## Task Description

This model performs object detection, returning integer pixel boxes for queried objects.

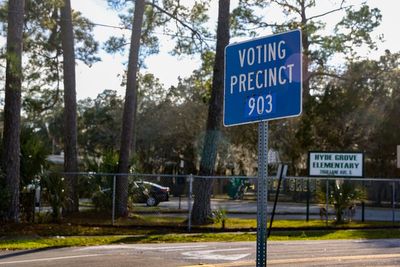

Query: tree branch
[307,1,351,21]
[271,0,302,17]
[145,1,209,48]
[309,71,348,81]
[244,22,284,31]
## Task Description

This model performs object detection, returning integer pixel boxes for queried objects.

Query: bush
[92,189,112,212]
[0,175,10,222]
[318,180,365,223]
[41,174,65,222]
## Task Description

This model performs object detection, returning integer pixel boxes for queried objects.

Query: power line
[1,8,216,43]
[89,22,128,30]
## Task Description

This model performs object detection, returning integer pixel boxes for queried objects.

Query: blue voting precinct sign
[224,29,302,126]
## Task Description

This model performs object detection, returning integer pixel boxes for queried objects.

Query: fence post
[392,181,396,225]
[325,179,329,226]
[306,179,310,222]
[112,175,116,226]
[361,201,365,222]
[187,174,193,232]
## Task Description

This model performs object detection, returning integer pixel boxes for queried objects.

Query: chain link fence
[25,171,400,230]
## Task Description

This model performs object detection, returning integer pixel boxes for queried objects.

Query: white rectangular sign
[308,151,364,177]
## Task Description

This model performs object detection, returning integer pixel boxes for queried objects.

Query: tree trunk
[191,0,230,225]
[60,0,79,213]
[2,0,25,223]
[117,0,145,217]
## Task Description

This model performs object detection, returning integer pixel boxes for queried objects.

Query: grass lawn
[2,211,400,250]
[3,229,400,250]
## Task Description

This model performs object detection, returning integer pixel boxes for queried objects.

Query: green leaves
[0,0,100,115]
[20,126,50,186]
[105,0,211,60]
[335,5,382,56]
[103,36,128,54]
[230,0,268,37]
[78,90,123,157]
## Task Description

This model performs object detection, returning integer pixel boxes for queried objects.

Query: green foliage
[86,150,120,211]
[0,125,49,222]
[0,0,99,114]
[41,173,66,222]
[19,191,35,223]
[92,189,112,212]
[318,180,365,224]
[99,151,120,174]
[105,1,159,60]
[230,0,268,37]
[165,1,211,55]
[17,125,50,222]
[309,52,400,177]
[363,52,400,177]
[78,90,123,158]
[212,208,227,229]
[271,51,400,176]
[0,171,10,222]
[137,73,167,111]
[5,228,400,250]
[187,50,215,102]
[105,0,211,61]
[75,70,207,175]
[136,81,207,173]
[334,5,382,54]
[103,36,127,55]
[20,126,50,186]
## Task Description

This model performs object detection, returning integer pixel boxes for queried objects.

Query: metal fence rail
[29,172,400,231]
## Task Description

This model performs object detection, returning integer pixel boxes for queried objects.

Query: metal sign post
[223,29,302,267]
[257,121,268,266]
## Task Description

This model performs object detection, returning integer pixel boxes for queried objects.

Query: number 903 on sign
[245,93,275,118]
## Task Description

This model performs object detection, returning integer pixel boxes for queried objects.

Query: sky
[71,0,400,100]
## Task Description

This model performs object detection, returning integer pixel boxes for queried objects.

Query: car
[131,181,170,206]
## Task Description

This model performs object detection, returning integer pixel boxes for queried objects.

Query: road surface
[2,239,400,266]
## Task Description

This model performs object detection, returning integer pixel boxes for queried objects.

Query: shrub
[318,180,365,223]
[92,189,112,212]
[41,174,65,222]
[0,174,10,222]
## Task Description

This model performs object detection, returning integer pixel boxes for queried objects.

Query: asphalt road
[2,239,400,266]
